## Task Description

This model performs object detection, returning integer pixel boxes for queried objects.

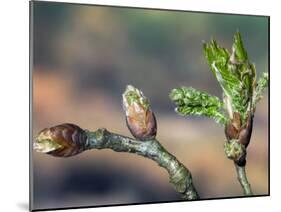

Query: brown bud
[34,123,87,157]
[224,112,254,166]
[238,113,253,147]
[232,112,241,130]
[122,85,157,141]
[225,112,243,140]
[126,109,157,141]
[225,122,239,140]
[225,112,241,140]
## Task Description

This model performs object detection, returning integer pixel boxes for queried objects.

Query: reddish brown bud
[224,112,241,140]
[122,85,157,141]
[225,123,239,140]
[238,113,253,147]
[126,109,157,141]
[224,112,254,166]
[232,112,241,130]
[34,123,87,157]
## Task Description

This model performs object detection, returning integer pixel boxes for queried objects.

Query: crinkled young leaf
[233,32,248,62]
[229,32,258,121]
[203,40,241,98]
[170,87,227,124]
[231,32,256,98]
[203,32,258,124]
[253,72,269,107]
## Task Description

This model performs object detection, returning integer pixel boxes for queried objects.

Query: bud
[224,112,253,166]
[238,113,253,148]
[224,139,246,166]
[34,123,87,157]
[122,85,157,141]
[224,112,241,140]
[225,112,253,147]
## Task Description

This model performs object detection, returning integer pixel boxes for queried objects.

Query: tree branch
[234,163,253,196]
[85,128,199,200]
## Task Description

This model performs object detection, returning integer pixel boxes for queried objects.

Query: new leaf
[203,32,257,123]
[170,87,227,125]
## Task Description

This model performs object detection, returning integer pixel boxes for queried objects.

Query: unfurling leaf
[253,72,269,107]
[203,32,259,124]
[170,87,227,124]
[233,31,248,62]
[203,39,237,98]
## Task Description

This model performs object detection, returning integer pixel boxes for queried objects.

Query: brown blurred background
[31,1,269,210]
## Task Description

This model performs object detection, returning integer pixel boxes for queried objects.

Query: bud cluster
[224,112,253,166]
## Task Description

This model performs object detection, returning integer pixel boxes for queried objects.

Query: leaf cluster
[170,32,268,125]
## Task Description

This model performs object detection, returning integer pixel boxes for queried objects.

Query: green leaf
[170,87,227,125]
[203,40,241,98]
[233,32,248,62]
[231,32,256,99]
[203,32,258,124]
[253,72,269,107]
[172,33,266,126]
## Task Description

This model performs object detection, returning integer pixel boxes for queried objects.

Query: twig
[35,84,200,200]
[234,163,253,196]
[85,128,199,200]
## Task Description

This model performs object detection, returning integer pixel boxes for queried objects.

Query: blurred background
[31,1,269,210]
